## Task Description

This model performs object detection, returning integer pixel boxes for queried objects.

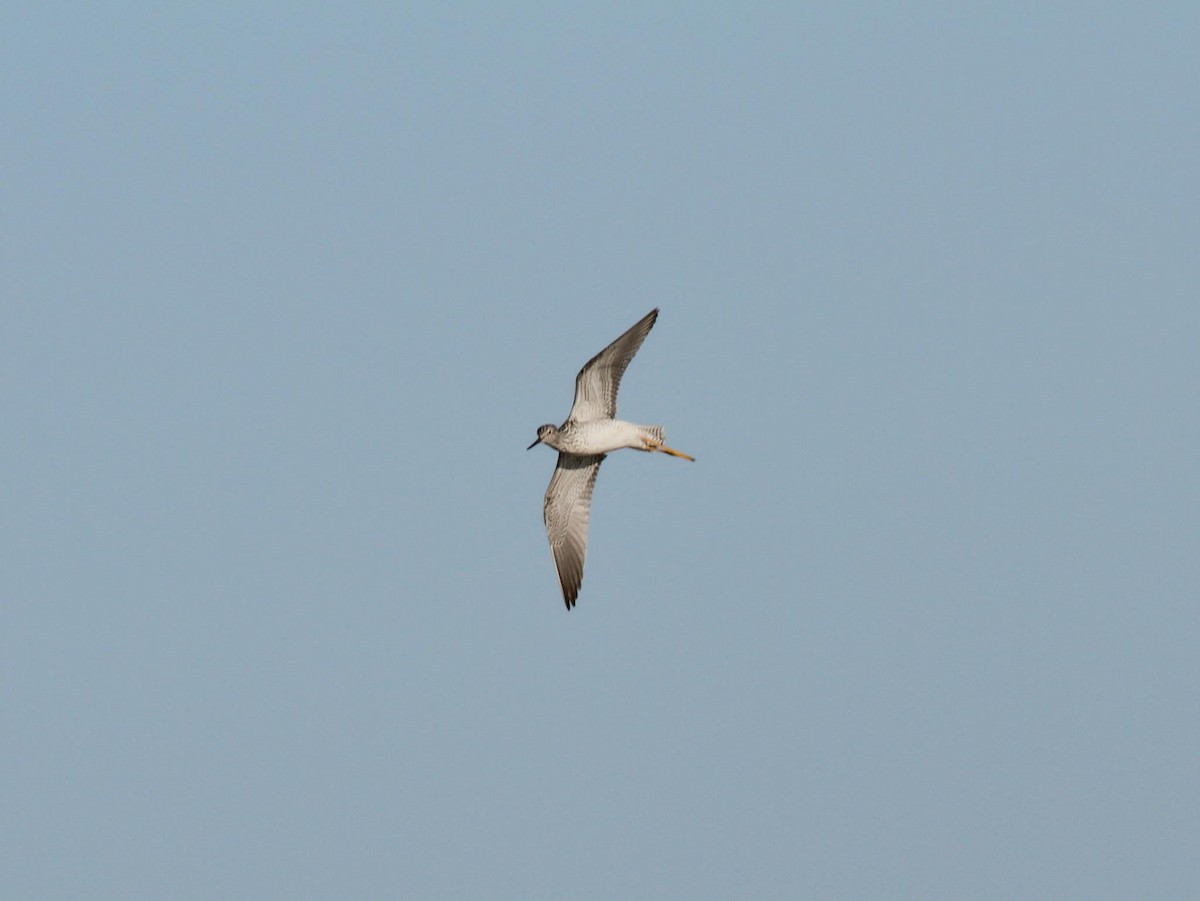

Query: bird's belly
[558,420,646,454]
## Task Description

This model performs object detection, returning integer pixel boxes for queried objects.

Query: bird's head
[527,424,557,450]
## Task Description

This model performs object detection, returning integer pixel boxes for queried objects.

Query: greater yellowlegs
[528,308,693,609]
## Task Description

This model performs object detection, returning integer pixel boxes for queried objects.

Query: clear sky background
[4,5,1198,899]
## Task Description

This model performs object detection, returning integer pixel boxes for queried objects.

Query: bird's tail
[639,425,665,445]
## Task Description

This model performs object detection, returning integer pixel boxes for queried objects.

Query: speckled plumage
[528,309,694,609]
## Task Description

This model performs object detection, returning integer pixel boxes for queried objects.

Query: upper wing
[566,308,658,422]
[543,452,606,609]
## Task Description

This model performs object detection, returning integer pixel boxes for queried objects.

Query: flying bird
[528,308,693,609]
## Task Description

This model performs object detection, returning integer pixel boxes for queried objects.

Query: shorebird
[528,308,693,609]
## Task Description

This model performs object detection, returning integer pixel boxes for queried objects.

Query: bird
[528,308,693,609]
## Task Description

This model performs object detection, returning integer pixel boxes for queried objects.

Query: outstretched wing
[543,452,606,609]
[566,309,658,422]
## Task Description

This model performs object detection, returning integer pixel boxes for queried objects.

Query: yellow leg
[657,444,695,462]
[640,434,695,461]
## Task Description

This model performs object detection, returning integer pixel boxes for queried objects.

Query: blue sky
[4,5,1198,899]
